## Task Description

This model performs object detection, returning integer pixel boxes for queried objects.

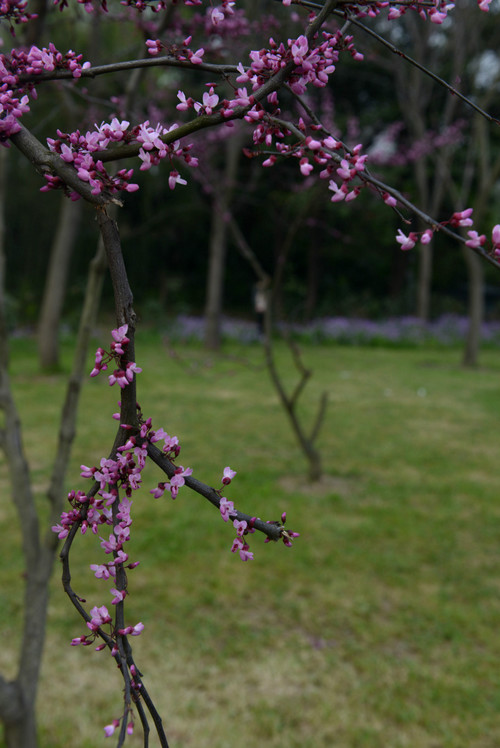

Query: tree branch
[19,56,241,84]
[145,441,287,542]
[9,123,118,205]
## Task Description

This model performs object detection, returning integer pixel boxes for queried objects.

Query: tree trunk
[462,247,484,367]
[204,133,242,350]
[204,199,229,350]
[416,241,433,321]
[37,197,82,370]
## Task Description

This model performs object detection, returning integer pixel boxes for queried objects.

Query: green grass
[2,336,500,747]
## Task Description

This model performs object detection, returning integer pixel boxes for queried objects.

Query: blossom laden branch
[18,55,242,85]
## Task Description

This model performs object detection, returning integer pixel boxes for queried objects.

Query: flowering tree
[1,1,500,746]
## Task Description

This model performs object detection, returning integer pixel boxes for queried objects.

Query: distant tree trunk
[37,197,82,370]
[462,238,484,367]
[416,241,433,321]
[204,197,229,350]
[22,0,49,46]
[390,12,467,322]
[204,134,242,350]
[457,110,500,367]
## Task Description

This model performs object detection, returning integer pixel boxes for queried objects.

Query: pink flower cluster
[394,208,500,259]
[45,120,139,197]
[44,117,197,197]
[216,468,299,560]
[54,480,145,648]
[135,120,198,186]
[224,31,367,189]
[236,29,361,99]
[216,468,254,560]
[0,0,37,27]
[259,121,368,203]
[177,85,219,117]
[150,465,193,500]
[0,44,90,141]
[341,0,491,23]
[465,223,500,255]
[146,34,205,65]
[52,323,299,741]
[89,324,142,388]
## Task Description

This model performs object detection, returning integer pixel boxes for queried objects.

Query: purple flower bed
[167,314,500,347]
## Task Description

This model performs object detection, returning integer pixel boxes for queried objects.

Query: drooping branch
[9,123,116,205]
[264,111,500,270]
[145,442,287,542]
[58,211,170,748]
[95,207,138,432]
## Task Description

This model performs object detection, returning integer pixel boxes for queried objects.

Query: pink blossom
[169,465,193,498]
[328,180,347,202]
[163,435,180,456]
[219,496,235,522]
[188,48,205,65]
[110,588,126,604]
[51,523,69,539]
[211,6,224,24]
[451,208,474,227]
[104,721,119,738]
[201,87,219,114]
[125,361,142,381]
[429,7,447,23]
[146,39,162,56]
[396,229,417,251]
[118,622,144,636]
[233,519,247,536]
[222,466,236,485]
[108,369,129,388]
[465,231,486,249]
[111,324,129,343]
[168,171,187,190]
[91,564,111,579]
[420,229,433,245]
[100,534,119,554]
[299,158,313,176]
[150,482,167,498]
[177,90,193,111]
[87,604,112,632]
[149,427,169,443]
[290,35,308,65]
[231,536,253,561]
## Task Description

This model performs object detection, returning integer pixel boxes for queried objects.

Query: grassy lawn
[2,335,500,747]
